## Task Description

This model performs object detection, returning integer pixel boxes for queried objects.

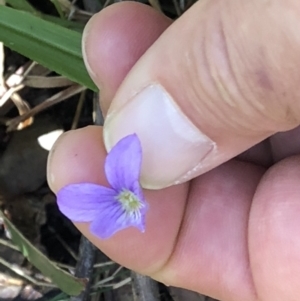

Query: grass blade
[5,0,37,14]
[1,212,86,296]
[0,6,97,90]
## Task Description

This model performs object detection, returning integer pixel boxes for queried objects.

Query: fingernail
[104,84,216,189]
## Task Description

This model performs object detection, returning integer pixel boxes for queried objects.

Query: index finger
[47,126,188,275]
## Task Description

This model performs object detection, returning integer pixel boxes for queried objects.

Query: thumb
[88,0,300,189]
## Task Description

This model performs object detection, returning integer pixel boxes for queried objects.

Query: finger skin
[47,126,188,274]
[47,0,300,300]
[99,0,300,189]
[154,161,264,301]
[47,126,263,301]
[82,2,172,115]
[103,0,300,133]
[83,1,299,188]
[48,126,300,301]
[249,156,300,300]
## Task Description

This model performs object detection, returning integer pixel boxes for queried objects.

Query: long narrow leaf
[5,0,37,14]
[42,14,85,32]
[50,0,65,19]
[6,0,84,31]
[0,6,97,90]
[1,212,86,296]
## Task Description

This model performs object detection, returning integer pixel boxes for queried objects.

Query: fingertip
[47,126,107,193]
[249,155,300,300]
[47,126,188,274]
[81,2,171,114]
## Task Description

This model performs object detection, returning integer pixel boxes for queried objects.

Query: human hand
[47,1,300,300]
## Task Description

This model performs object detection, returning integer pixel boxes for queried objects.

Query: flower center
[116,189,143,215]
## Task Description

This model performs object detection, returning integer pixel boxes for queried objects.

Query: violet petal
[105,134,142,191]
[57,183,117,222]
[131,180,149,215]
[90,203,146,239]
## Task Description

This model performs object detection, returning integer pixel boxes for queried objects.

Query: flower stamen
[116,189,144,218]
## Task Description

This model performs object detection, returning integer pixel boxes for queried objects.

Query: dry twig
[48,226,78,261]
[6,84,85,131]
[0,0,5,97]
[71,90,86,130]
[23,75,74,88]
[70,237,96,301]
[70,89,101,301]
[0,62,38,129]
[0,257,56,288]
[131,272,160,301]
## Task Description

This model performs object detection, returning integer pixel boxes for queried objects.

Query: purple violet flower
[56,134,148,239]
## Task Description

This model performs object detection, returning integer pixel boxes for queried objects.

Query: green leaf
[5,0,38,14]
[5,0,84,31]
[48,292,69,301]
[41,14,85,32]
[1,212,86,296]
[0,6,97,90]
[50,0,65,19]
